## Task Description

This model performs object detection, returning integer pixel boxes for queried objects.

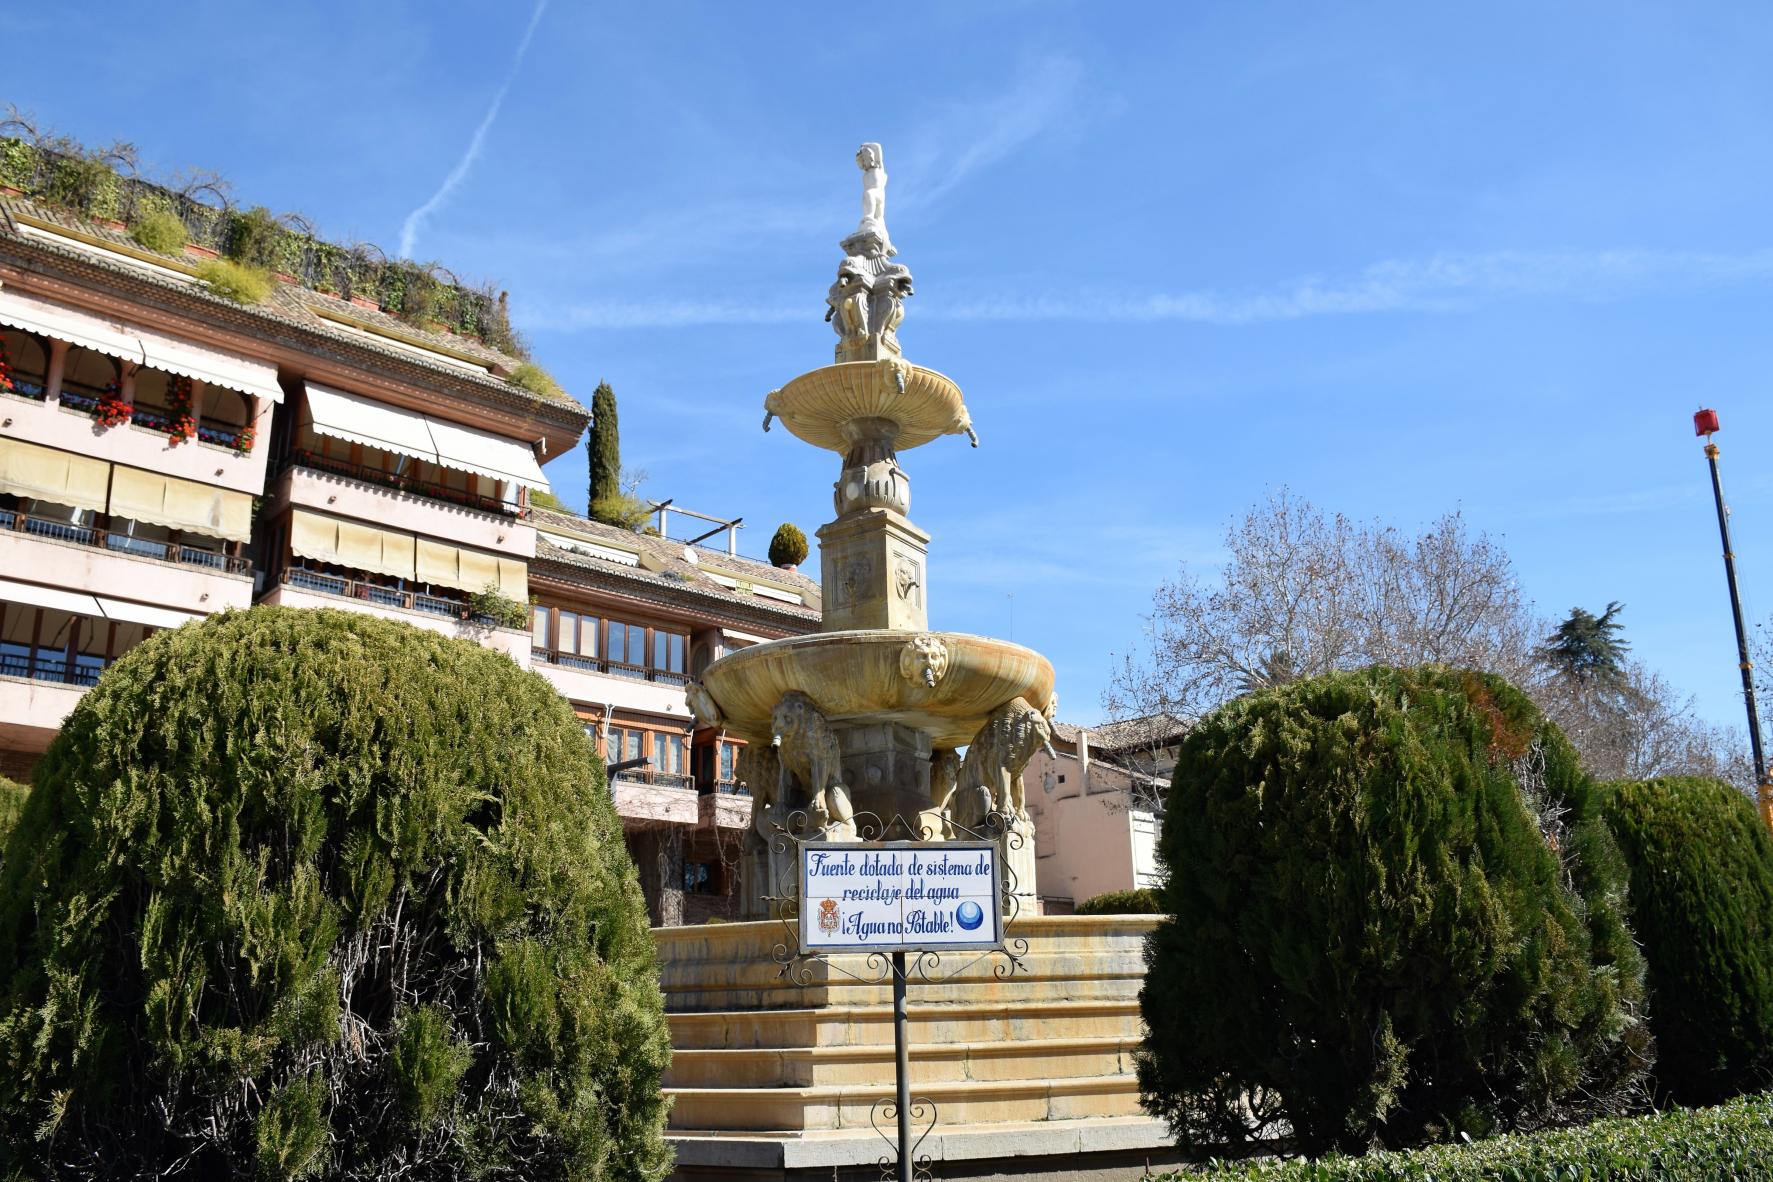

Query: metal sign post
[769,813,1028,1181]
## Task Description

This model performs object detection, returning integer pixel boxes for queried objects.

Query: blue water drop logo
[955,901,984,931]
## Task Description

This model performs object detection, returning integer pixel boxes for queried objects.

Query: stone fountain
[688,141,1055,915]
[660,146,1180,1182]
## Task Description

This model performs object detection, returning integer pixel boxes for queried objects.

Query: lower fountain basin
[700,630,1054,750]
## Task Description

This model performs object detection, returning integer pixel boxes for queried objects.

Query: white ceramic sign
[798,840,1004,952]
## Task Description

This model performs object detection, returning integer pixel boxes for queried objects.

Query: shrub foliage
[1161,1091,1773,1182]
[0,607,672,1180]
[768,523,808,569]
[1139,666,1649,1156]
[1076,888,1162,915]
[196,257,274,305]
[1602,776,1773,1105]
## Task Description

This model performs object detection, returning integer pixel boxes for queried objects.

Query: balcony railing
[532,647,690,687]
[284,451,517,518]
[612,767,696,791]
[283,567,467,619]
[130,406,179,433]
[197,423,248,449]
[0,507,249,574]
[711,778,750,796]
[0,649,104,687]
[2,376,48,401]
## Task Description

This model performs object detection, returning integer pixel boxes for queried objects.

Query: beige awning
[289,509,340,565]
[415,537,458,588]
[0,577,102,618]
[109,467,251,542]
[305,382,439,466]
[407,537,524,595]
[496,557,527,599]
[94,596,203,629]
[0,438,110,513]
[0,286,282,403]
[426,415,550,491]
[336,520,416,581]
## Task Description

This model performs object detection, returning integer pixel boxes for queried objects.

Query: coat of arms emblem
[817,898,840,935]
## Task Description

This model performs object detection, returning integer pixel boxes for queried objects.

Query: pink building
[0,146,818,923]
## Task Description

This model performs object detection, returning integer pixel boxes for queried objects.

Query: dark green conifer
[768,523,808,569]
[1138,666,1649,1156]
[1602,775,1773,1105]
[0,607,672,1180]
[588,381,621,519]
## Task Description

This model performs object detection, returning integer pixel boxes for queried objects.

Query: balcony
[532,647,689,687]
[612,766,697,791]
[0,507,250,575]
[262,568,532,661]
[284,450,516,518]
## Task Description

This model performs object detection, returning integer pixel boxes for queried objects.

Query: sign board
[799,840,1004,953]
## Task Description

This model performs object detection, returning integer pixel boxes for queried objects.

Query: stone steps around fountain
[667,1071,1148,1133]
[665,998,1142,1050]
[665,1033,1138,1088]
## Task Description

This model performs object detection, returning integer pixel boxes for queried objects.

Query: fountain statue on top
[825,143,915,362]
[693,144,1053,919]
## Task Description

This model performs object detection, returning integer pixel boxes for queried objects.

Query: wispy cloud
[937,247,1773,325]
[898,54,1087,213]
[398,0,549,260]
[523,246,1773,333]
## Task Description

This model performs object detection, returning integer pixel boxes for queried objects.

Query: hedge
[0,607,672,1180]
[1140,667,1649,1155]
[1076,887,1162,915]
[1159,1092,1773,1181]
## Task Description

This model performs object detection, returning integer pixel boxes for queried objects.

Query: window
[61,347,118,403]
[557,610,578,654]
[531,605,548,648]
[684,862,716,894]
[608,622,645,669]
[652,632,686,674]
[719,743,736,782]
[1,330,49,399]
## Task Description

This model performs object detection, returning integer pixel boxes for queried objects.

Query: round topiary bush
[0,607,672,1180]
[1138,666,1649,1156]
[1601,776,1773,1106]
[768,523,808,569]
[1076,888,1162,915]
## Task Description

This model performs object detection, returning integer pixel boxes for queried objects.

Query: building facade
[0,175,817,924]
[1022,714,1186,911]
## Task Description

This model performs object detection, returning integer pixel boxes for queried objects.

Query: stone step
[665,999,1142,1050]
[666,1073,1146,1133]
[664,1035,1137,1088]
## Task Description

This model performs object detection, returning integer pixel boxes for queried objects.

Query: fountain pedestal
[816,508,930,633]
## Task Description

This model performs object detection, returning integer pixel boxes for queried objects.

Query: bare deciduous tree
[1108,489,1755,795]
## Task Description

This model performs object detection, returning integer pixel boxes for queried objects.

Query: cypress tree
[588,381,621,519]
[1138,666,1649,1156]
[0,607,672,1180]
[1602,776,1773,1105]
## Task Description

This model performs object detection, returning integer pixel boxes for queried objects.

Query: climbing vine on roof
[0,119,524,357]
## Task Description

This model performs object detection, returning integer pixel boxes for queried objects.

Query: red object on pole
[1695,408,1721,436]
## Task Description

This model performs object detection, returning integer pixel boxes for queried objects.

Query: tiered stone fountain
[661,146,1180,1182]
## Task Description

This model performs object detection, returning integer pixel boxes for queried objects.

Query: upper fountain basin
[766,361,972,456]
[700,630,1054,750]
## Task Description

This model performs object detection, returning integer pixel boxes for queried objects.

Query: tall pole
[891,950,911,1182]
[1698,411,1773,827]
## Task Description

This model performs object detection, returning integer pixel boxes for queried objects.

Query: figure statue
[683,680,724,731]
[857,142,888,238]
[771,691,856,839]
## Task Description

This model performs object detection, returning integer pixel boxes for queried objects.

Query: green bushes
[469,585,532,630]
[1139,666,1648,1156]
[129,207,188,254]
[1602,776,1773,1105]
[511,361,566,402]
[0,775,25,852]
[1165,1091,1773,1182]
[769,523,809,569]
[1077,887,1162,915]
[196,257,274,304]
[0,607,672,1180]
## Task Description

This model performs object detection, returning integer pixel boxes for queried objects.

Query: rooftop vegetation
[0,116,524,357]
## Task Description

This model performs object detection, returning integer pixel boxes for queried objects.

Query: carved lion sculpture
[737,741,782,836]
[944,697,1056,835]
[683,680,724,731]
[771,691,854,837]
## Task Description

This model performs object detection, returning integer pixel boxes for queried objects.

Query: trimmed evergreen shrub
[1156,1091,1773,1182]
[768,523,808,569]
[1076,887,1162,915]
[588,382,621,513]
[1602,776,1773,1105]
[1139,666,1649,1156]
[0,607,672,1180]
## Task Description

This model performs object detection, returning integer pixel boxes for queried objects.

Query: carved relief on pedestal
[893,554,923,608]
[898,633,950,689]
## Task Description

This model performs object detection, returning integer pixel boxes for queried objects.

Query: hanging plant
[232,423,256,455]
[0,334,12,394]
[167,376,196,444]
[95,383,132,428]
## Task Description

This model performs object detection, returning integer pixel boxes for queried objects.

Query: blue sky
[15,2,1773,730]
